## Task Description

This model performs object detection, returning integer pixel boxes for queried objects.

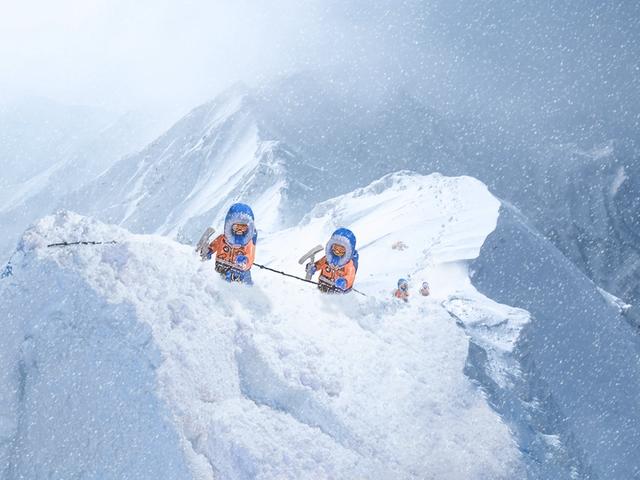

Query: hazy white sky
[3,0,634,128]
[0,0,351,111]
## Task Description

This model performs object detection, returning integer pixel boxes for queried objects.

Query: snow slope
[471,204,640,479]
[67,85,301,243]
[1,172,525,479]
[489,140,640,326]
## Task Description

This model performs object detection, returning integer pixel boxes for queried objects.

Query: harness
[215,255,247,276]
[212,235,254,282]
[318,264,351,293]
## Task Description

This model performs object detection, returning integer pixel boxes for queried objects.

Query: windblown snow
[0,172,526,479]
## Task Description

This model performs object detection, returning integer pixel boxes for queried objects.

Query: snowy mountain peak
[65,77,467,251]
[5,168,639,478]
[177,82,250,137]
[4,73,640,478]
[66,84,298,242]
[2,174,525,480]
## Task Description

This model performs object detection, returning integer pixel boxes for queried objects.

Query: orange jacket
[209,234,256,271]
[394,289,409,300]
[314,256,357,290]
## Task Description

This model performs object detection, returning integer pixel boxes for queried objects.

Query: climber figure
[207,203,257,284]
[306,228,359,293]
[420,281,430,297]
[394,278,410,302]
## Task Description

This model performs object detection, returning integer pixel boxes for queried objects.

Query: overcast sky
[0,0,460,115]
[1,0,637,134]
[0,0,358,111]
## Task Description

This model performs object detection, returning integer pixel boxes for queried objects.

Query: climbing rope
[254,262,367,296]
[254,263,318,285]
[41,240,367,296]
[47,240,118,247]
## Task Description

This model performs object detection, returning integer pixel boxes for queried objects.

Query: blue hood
[325,227,358,268]
[224,203,256,247]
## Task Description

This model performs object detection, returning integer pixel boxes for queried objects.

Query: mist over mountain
[0,98,177,258]
[58,71,640,323]
[0,98,116,186]
[1,2,639,479]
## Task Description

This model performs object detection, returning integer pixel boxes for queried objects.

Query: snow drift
[1,173,525,479]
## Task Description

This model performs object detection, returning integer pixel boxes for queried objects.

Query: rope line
[254,262,319,285]
[254,262,367,296]
[47,240,118,247]
[42,240,367,296]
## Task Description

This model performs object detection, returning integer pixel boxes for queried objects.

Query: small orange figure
[306,228,359,293]
[394,278,410,302]
[207,203,257,284]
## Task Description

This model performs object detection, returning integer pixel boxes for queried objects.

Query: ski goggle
[331,243,347,257]
[399,283,408,291]
[232,223,249,235]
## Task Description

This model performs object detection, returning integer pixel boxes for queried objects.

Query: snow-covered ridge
[1,173,525,479]
[61,76,463,252]
[65,86,298,244]
[471,204,640,479]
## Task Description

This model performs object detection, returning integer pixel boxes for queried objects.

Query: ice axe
[298,244,324,280]
[195,227,216,260]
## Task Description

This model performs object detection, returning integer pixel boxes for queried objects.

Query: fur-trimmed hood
[224,203,257,247]
[325,227,358,268]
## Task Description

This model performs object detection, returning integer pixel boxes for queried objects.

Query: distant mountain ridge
[67,75,467,244]
[4,73,639,319]
[0,97,176,259]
